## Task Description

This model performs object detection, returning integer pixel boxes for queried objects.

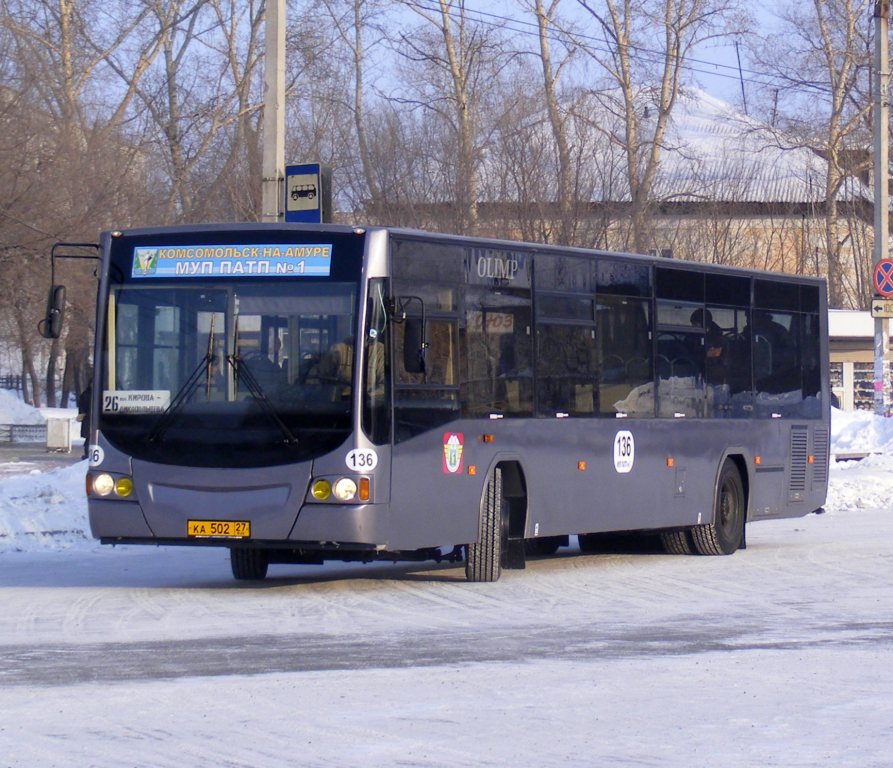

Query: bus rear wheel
[692,461,745,556]
[230,547,269,580]
[466,468,504,582]
[660,529,695,555]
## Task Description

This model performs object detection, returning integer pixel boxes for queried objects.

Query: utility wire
[399,0,848,97]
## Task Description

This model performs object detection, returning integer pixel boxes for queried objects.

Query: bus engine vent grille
[812,427,830,484]
[788,426,808,500]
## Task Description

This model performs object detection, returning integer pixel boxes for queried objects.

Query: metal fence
[0,424,48,443]
[0,375,23,391]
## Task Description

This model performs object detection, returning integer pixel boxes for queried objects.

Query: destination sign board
[130,244,332,278]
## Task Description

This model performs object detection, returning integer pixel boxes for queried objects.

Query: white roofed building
[473,88,876,308]
[829,311,893,411]
[598,89,873,293]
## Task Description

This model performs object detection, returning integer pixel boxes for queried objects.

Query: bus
[42,223,830,582]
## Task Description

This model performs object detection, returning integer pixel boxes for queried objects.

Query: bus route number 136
[346,449,378,471]
[613,430,635,474]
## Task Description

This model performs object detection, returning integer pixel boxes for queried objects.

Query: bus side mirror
[403,318,426,374]
[39,285,66,339]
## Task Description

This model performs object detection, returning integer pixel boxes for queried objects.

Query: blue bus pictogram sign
[874,259,893,297]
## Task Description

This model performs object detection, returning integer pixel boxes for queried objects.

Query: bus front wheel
[692,461,745,556]
[230,547,269,580]
[466,468,504,582]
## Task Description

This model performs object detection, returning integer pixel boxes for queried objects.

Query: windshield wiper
[228,354,299,446]
[148,352,215,443]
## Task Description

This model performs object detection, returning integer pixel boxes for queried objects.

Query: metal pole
[873,1,889,415]
[261,0,285,223]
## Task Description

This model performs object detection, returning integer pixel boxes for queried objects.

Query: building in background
[829,311,892,411]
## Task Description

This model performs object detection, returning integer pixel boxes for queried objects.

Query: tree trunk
[45,337,61,408]
[536,0,574,244]
[21,346,41,407]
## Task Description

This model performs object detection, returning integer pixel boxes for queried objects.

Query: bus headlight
[311,479,331,500]
[333,477,358,501]
[115,477,134,498]
[308,476,371,503]
[88,472,135,499]
[92,473,115,497]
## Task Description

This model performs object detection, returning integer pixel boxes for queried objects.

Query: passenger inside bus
[239,347,285,395]
[690,308,727,385]
[744,310,797,393]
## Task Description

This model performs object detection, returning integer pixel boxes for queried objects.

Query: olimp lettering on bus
[469,250,529,287]
[130,244,333,279]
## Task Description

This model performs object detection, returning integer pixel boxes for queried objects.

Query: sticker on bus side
[346,448,378,472]
[613,430,635,473]
[88,445,104,467]
[443,433,464,474]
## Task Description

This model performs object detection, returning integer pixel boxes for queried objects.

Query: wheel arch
[465,457,529,581]
[494,458,528,541]
[717,451,750,523]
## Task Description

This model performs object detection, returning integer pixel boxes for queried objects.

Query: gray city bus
[43,223,830,581]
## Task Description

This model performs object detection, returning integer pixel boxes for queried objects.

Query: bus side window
[597,296,654,417]
[536,323,598,416]
[800,312,822,416]
[395,319,456,386]
[747,310,799,398]
[463,291,533,416]
[394,319,460,442]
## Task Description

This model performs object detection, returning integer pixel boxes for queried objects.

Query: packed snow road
[2,604,891,688]
[0,502,889,688]
[2,450,893,766]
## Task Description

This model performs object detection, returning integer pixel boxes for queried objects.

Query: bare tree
[315,0,387,217]
[199,0,265,221]
[529,0,578,243]
[0,0,165,403]
[103,0,270,223]
[571,0,737,254]
[394,0,514,234]
[745,0,873,308]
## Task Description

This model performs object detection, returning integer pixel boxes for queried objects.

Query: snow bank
[0,389,46,425]
[0,409,890,555]
[831,406,893,454]
[0,461,90,552]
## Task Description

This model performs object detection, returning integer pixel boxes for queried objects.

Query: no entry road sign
[873,258,893,298]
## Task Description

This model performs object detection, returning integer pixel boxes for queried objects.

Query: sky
[457,0,784,106]
[0,389,892,766]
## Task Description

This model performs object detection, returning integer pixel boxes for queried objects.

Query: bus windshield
[100,280,358,467]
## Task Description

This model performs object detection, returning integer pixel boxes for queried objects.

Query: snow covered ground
[0,390,891,767]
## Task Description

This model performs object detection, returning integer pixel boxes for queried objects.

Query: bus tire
[230,547,269,580]
[692,461,745,556]
[660,529,695,555]
[465,468,504,582]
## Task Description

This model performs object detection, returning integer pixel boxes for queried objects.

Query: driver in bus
[305,338,354,399]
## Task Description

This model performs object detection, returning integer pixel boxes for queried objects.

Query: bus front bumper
[289,502,390,546]
[89,499,392,549]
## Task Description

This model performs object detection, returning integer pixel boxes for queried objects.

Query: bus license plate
[187,520,250,538]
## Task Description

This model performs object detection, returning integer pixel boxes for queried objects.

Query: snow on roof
[829,309,887,338]
[546,87,871,206]
[481,86,867,207]
[653,88,870,205]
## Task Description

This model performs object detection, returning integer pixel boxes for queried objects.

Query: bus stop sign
[284,163,332,223]
[873,258,893,297]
